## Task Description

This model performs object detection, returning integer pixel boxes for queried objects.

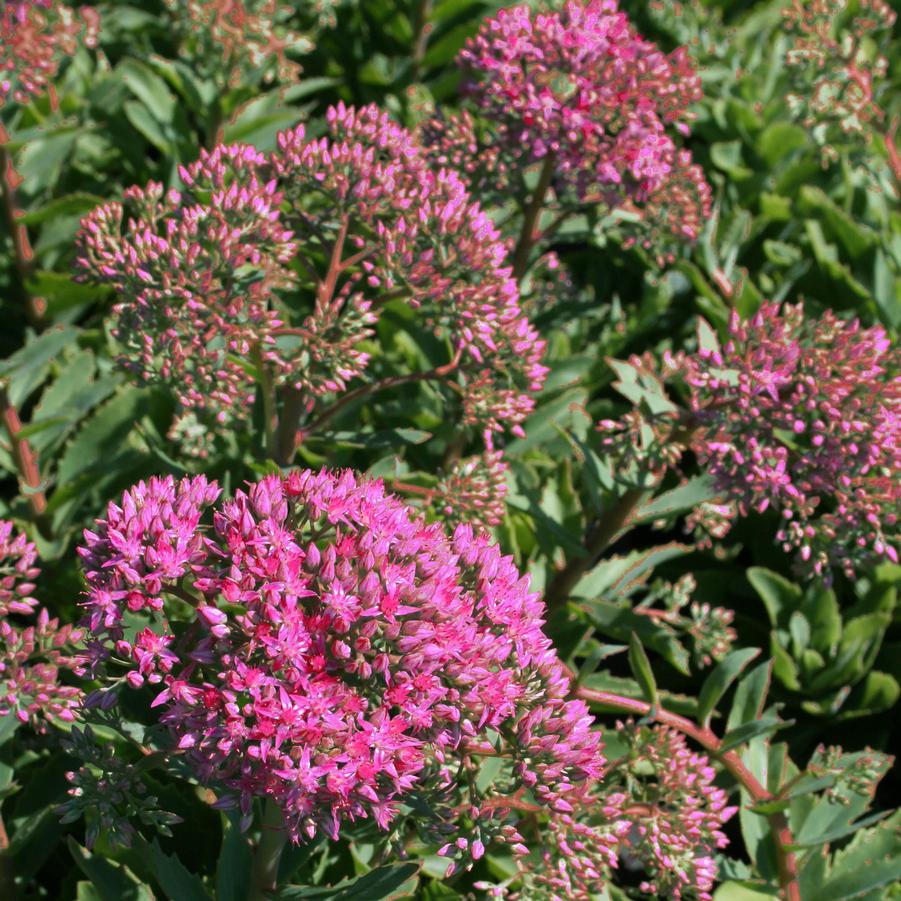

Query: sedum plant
[0,0,898,900]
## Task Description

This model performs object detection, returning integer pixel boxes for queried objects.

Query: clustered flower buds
[433,0,711,262]
[57,725,183,848]
[687,303,900,579]
[636,576,736,669]
[506,723,736,901]
[782,0,896,164]
[1,0,99,108]
[76,103,546,454]
[0,519,82,728]
[77,469,595,847]
[430,450,509,529]
[163,0,311,88]
[598,302,901,579]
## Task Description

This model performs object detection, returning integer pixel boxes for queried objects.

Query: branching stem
[576,687,801,901]
[511,152,557,282]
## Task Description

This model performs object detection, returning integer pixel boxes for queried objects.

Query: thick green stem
[576,687,801,901]
[544,486,647,611]
[253,344,278,461]
[247,801,287,901]
[0,809,17,901]
[511,152,557,283]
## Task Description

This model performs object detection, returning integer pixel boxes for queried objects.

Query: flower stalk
[576,686,801,901]
[0,126,45,330]
[248,800,287,901]
[511,152,556,282]
[0,385,49,533]
[544,486,648,611]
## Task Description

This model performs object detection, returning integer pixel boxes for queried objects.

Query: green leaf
[124,100,173,153]
[56,386,145,485]
[145,838,211,901]
[727,661,774,731]
[697,648,760,728]
[18,194,105,226]
[800,587,841,653]
[840,671,900,718]
[0,714,20,747]
[710,140,753,179]
[118,59,177,125]
[634,475,718,522]
[573,543,690,600]
[216,812,252,901]
[67,838,154,901]
[719,714,785,752]
[582,598,691,676]
[25,271,104,316]
[798,186,877,259]
[759,193,792,222]
[0,326,79,407]
[276,863,421,900]
[607,358,677,414]
[747,568,802,628]
[713,882,779,901]
[757,122,808,167]
[628,634,658,708]
[816,810,901,899]
[326,428,432,449]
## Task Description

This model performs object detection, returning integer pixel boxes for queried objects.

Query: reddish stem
[511,152,557,283]
[293,348,463,449]
[0,125,46,329]
[272,217,356,464]
[389,480,435,500]
[318,215,349,307]
[576,687,801,901]
[1,385,49,530]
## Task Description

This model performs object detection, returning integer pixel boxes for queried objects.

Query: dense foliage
[1,1,900,899]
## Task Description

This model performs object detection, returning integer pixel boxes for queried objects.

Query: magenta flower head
[76,104,546,455]
[687,302,901,578]
[77,469,596,846]
[1,0,99,108]
[451,0,709,254]
[0,519,83,729]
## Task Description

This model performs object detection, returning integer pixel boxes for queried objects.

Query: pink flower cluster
[510,724,735,901]
[599,303,900,579]
[1,0,99,107]
[783,0,896,163]
[77,145,296,444]
[430,450,509,529]
[76,104,546,452]
[452,0,710,250]
[77,469,592,845]
[1,519,82,728]
[163,0,310,88]
[687,303,901,579]
[1,518,40,616]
